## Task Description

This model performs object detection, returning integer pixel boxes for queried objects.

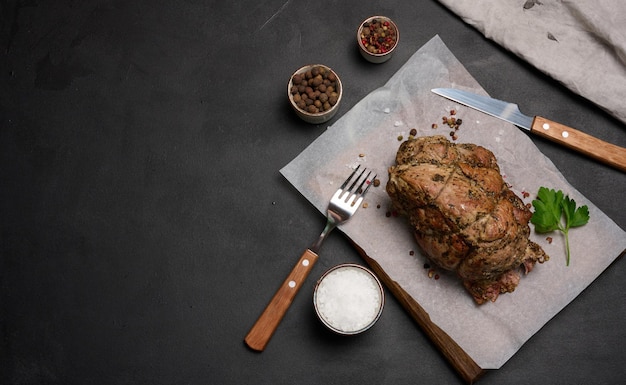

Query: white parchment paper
[280,36,626,369]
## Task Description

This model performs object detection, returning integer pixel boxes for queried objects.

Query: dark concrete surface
[1,1,624,384]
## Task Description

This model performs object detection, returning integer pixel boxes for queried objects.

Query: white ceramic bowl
[288,64,342,124]
[357,16,399,64]
[313,263,384,335]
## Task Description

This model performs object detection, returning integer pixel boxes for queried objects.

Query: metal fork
[245,165,376,351]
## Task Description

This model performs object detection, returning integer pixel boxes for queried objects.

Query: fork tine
[347,166,369,192]
[340,164,361,190]
[341,167,376,205]
[355,170,374,196]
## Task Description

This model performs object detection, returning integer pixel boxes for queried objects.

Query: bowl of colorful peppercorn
[288,64,343,124]
[357,16,399,64]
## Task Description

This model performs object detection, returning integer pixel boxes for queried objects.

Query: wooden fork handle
[244,249,319,351]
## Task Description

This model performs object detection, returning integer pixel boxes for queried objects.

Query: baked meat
[386,135,548,304]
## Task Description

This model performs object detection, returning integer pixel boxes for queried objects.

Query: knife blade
[431,88,626,172]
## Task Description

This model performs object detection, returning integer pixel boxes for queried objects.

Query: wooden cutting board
[352,241,486,384]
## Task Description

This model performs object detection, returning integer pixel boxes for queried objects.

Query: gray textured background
[2,1,624,384]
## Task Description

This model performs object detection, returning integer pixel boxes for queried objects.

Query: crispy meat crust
[387,135,549,304]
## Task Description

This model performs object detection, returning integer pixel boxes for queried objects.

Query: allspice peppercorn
[290,65,341,115]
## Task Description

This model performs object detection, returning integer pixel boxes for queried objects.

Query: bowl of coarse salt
[313,263,384,335]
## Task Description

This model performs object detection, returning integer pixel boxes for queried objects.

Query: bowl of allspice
[357,16,399,64]
[288,64,342,124]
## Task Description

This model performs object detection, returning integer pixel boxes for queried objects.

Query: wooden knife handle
[531,116,626,172]
[244,249,319,351]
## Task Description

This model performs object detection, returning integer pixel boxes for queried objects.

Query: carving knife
[431,88,626,172]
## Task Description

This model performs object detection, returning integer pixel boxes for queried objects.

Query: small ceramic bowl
[313,263,384,335]
[357,16,399,64]
[288,64,343,124]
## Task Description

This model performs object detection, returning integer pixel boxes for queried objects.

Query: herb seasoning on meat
[386,135,549,304]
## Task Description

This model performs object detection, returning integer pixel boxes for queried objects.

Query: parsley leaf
[530,187,590,266]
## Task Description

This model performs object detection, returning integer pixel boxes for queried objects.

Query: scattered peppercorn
[546,236,553,244]
[409,128,417,136]
[373,178,381,187]
[435,112,464,135]
[290,66,340,114]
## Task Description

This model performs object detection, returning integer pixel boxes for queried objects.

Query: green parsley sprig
[530,187,590,266]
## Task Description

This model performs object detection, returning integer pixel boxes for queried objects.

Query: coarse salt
[314,264,384,334]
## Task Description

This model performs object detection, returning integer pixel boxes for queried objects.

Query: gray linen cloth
[437,0,626,124]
